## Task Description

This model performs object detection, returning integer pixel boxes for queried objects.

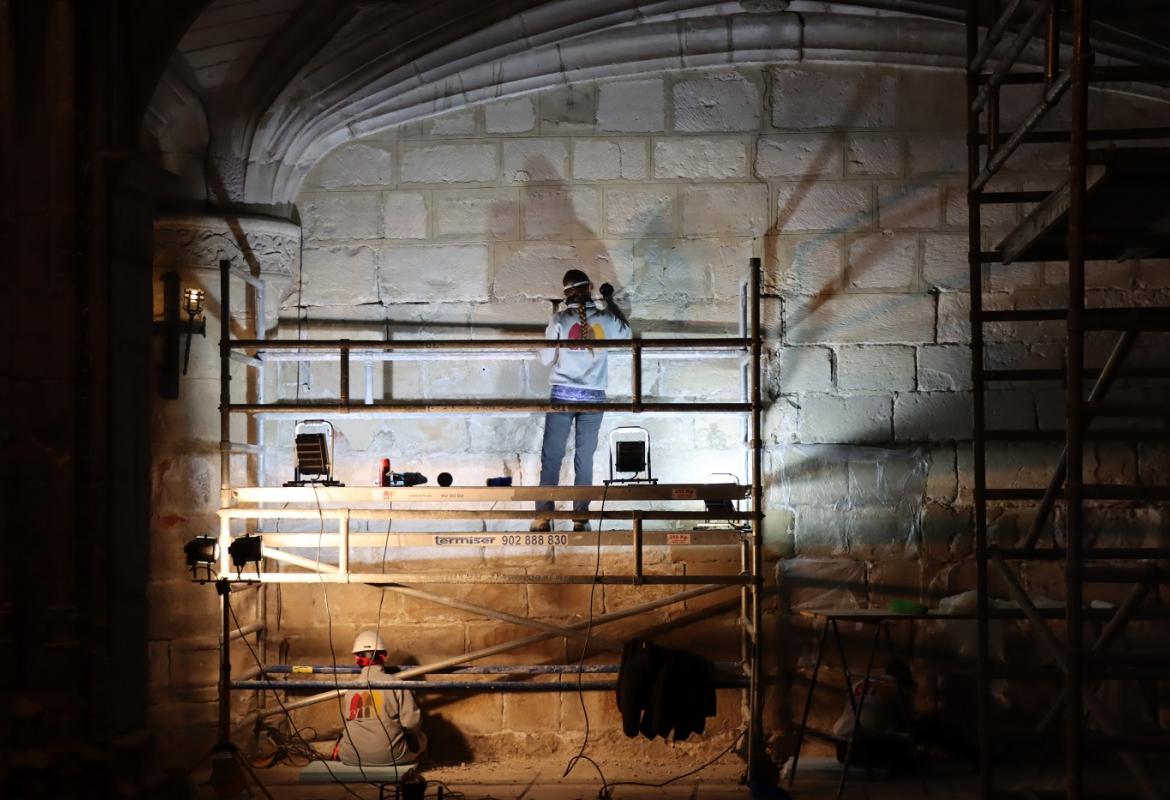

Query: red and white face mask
[355,652,385,668]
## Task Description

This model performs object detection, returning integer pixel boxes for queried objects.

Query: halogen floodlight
[183,535,218,581]
[605,426,656,485]
[284,419,344,487]
[228,534,263,577]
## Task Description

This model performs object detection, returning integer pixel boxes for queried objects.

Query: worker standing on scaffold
[533,269,631,532]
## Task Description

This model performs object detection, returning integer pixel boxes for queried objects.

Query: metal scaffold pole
[965,3,992,797]
[1065,1,1089,796]
[747,256,765,778]
[208,254,768,780]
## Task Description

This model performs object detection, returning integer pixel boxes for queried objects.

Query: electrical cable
[369,503,408,781]
[226,595,372,800]
[313,486,414,794]
[557,470,745,797]
[253,724,319,767]
[311,485,384,799]
[561,481,611,787]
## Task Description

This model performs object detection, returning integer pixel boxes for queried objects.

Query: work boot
[573,520,591,532]
[530,519,551,532]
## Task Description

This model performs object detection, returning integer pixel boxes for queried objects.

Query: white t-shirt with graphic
[540,302,631,401]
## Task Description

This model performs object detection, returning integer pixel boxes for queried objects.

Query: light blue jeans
[536,410,603,513]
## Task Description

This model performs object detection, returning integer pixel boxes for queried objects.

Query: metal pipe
[231,337,749,352]
[988,485,1170,501]
[972,0,1053,114]
[339,341,349,407]
[633,513,643,584]
[965,4,993,795]
[988,84,1001,153]
[250,349,740,363]
[220,259,233,577]
[748,256,765,775]
[218,583,231,747]
[256,530,749,548]
[739,538,749,679]
[990,554,1161,800]
[228,571,753,585]
[232,484,749,502]
[236,677,749,692]
[1065,5,1089,794]
[986,429,1170,442]
[230,267,263,289]
[229,621,264,641]
[263,664,683,675]
[997,548,1170,560]
[260,546,339,573]
[978,125,1170,145]
[230,352,263,368]
[976,191,1051,204]
[223,508,751,521]
[972,70,1072,191]
[237,679,621,692]
[969,0,1029,73]
[380,584,622,653]
[1045,0,1061,84]
[632,339,643,412]
[1023,331,1137,548]
[1033,582,1149,736]
[224,442,263,455]
[234,401,751,415]
[337,511,348,576]
[257,583,736,719]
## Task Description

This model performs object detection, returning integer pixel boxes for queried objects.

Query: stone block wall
[149,63,1170,768]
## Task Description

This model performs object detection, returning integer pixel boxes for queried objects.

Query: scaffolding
[210,256,768,778]
[966,2,1170,798]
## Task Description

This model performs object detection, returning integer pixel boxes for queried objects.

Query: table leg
[789,618,830,786]
[831,619,858,717]
[836,622,882,800]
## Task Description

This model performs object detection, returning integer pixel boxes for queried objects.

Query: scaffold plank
[230,483,750,504]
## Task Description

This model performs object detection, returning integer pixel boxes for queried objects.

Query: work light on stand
[605,426,656,485]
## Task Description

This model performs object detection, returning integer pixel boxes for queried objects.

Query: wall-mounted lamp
[154,271,207,399]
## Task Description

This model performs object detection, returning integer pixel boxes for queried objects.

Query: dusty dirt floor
[191,754,983,800]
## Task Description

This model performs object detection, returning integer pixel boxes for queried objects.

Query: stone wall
[149,214,299,762]
[149,62,1170,768]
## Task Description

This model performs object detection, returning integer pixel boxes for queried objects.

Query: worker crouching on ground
[533,269,631,532]
[335,630,427,767]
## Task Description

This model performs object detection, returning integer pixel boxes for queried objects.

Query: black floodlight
[184,535,218,581]
[615,441,646,473]
[606,426,656,485]
[284,419,344,486]
[228,534,263,575]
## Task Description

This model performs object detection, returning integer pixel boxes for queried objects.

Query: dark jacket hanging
[617,638,717,741]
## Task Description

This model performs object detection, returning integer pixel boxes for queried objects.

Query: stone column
[147,213,299,766]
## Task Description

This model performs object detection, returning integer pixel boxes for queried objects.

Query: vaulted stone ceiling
[141,0,1170,209]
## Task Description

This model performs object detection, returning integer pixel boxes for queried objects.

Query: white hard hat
[352,629,387,655]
